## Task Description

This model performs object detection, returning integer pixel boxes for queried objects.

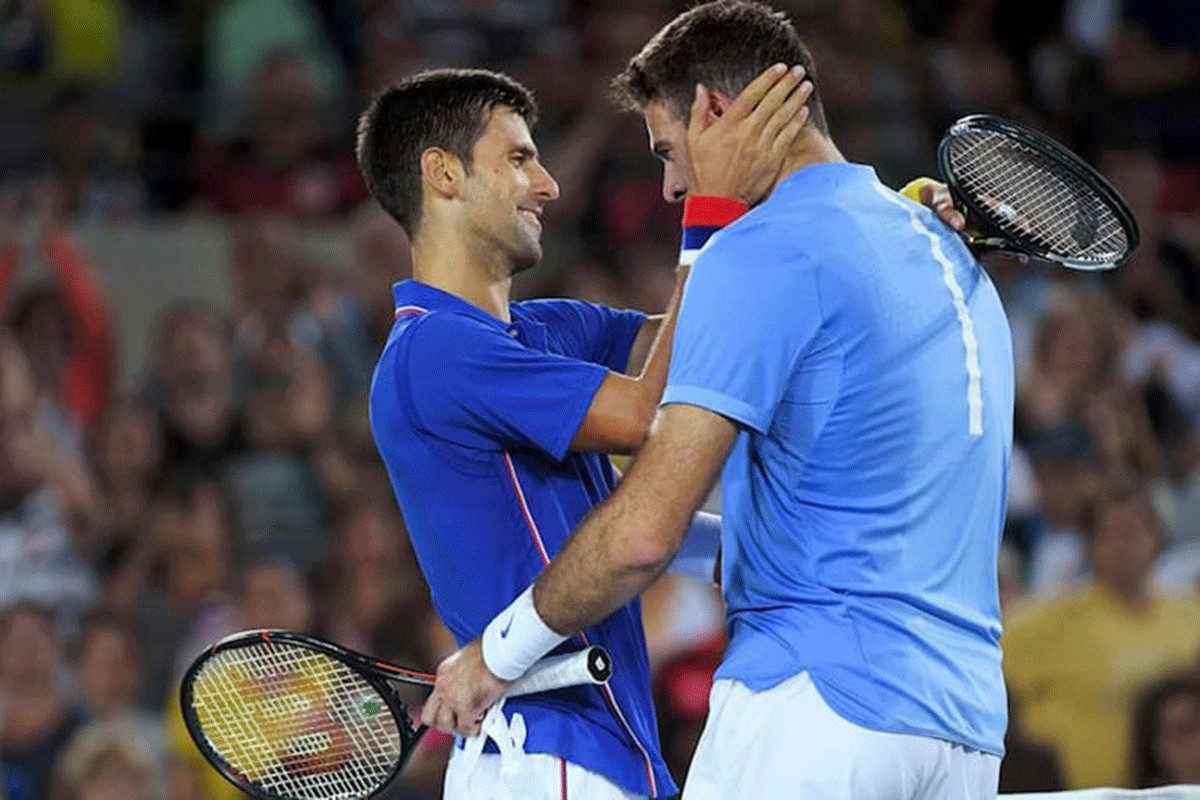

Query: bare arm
[539,403,738,632]
[625,315,664,376]
[570,273,684,455]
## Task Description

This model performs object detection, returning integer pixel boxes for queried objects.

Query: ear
[707,87,734,119]
[420,148,464,200]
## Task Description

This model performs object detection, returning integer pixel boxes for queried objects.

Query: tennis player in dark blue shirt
[355,65,817,799]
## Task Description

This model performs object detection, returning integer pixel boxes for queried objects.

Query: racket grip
[505,646,612,697]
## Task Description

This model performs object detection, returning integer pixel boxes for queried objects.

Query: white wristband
[481,586,569,681]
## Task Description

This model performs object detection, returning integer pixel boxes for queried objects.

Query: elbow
[607,402,655,456]
[619,527,678,574]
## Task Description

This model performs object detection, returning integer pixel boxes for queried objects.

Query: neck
[763,131,847,199]
[411,220,513,322]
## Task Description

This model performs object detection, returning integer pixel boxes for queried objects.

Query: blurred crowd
[0,0,1198,798]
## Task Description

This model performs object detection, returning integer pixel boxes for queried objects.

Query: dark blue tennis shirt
[369,280,675,798]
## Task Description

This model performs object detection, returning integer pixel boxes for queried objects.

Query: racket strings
[190,643,404,799]
[949,131,1128,263]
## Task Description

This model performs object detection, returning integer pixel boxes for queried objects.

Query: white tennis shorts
[682,671,1000,800]
[443,747,647,800]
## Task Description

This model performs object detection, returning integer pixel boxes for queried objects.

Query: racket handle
[505,646,612,697]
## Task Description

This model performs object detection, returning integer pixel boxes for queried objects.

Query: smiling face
[456,106,559,275]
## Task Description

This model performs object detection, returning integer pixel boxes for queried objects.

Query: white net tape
[190,642,405,799]
[1002,788,1200,799]
[947,130,1129,265]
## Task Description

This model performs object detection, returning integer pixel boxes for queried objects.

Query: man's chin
[508,247,542,276]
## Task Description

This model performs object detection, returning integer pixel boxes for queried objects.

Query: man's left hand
[421,639,511,738]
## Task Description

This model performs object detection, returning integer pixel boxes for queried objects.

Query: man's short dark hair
[355,69,537,236]
[612,1,827,136]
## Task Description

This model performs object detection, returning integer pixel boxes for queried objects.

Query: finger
[918,182,935,208]
[767,104,811,161]
[724,63,790,122]
[435,704,459,736]
[760,78,813,148]
[744,66,806,134]
[937,205,967,231]
[420,694,441,729]
[459,710,483,739]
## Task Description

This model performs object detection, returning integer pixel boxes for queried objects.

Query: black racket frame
[937,113,1139,271]
[180,629,428,800]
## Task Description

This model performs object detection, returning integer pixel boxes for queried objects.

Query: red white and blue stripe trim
[679,195,748,266]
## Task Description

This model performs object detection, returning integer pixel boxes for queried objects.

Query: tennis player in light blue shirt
[430,4,1015,798]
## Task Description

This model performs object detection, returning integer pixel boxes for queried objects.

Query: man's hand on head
[688,63,814,205]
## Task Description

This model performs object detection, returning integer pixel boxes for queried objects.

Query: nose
[661,163,687,204]
[532,160,560,202]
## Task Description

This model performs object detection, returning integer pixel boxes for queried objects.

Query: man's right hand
[687,63,814,205]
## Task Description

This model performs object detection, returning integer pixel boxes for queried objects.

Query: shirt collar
[392,279,507,329]
[391,280,549,349]
[767,162,879,203]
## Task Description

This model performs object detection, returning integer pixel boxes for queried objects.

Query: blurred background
[0,0,1197,798]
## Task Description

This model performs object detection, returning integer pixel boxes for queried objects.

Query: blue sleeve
[403,312,608,460]
[519,299,646,372]
[661,222,823,434]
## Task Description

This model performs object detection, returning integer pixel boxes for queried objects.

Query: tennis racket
[937,114,1139,271]
[180,629,612,800]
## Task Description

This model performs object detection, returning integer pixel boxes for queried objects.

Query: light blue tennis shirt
[662,163,1013,755]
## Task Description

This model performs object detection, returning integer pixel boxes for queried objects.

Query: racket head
[937,114,1139,271]
[180,630,423,800]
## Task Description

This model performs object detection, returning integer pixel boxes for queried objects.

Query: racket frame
[179,629,425,800]
[937,113,1140,271]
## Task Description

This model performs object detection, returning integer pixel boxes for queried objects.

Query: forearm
[630,268,686,402]
[534,491,677,635]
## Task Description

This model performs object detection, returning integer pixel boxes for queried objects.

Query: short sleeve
[662,221,823,434]
[403,312,608,460]
[518,299,646,371]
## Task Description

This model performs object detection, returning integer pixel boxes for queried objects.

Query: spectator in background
[1022,423,1103,594]
[91,402,162,546]
[317,207,413,398]
[224,329,333,569]
[194,50,364,220]
[1004,481,1200,788]
[1131,672,1200,788]
[135,479,236,709]
[1099,129,1200,341]
[147,303,245,482]
[202,0,347,139]
[371,0,568,69]
[70,613,167,767]
[162,556,315,800]
[232,556,314,632]
[1101,0,1200,212]
[0,193,115,439]
[0,88,144,223]
[0,602,87,799]
[916,0,1044,134]
[51,721,158,800]
[315,501,432,657]
[0,334,98,620]
[999,695,1067,793]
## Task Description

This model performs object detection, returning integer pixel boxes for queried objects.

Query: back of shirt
[663,163,1014,755]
